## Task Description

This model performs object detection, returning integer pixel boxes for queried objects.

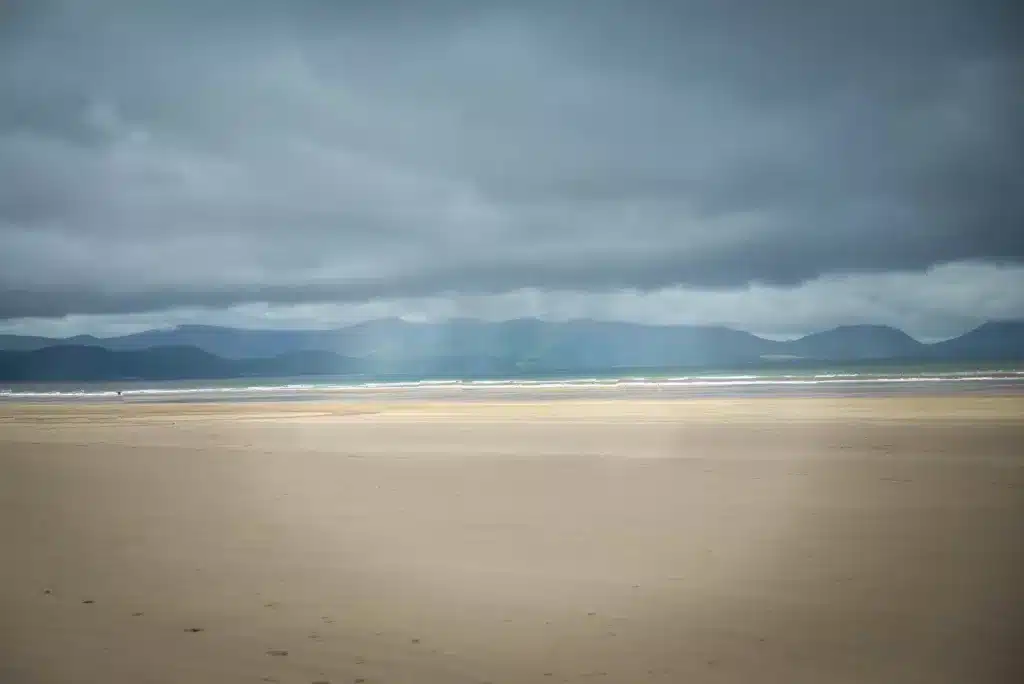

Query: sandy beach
[1,396,1022,683]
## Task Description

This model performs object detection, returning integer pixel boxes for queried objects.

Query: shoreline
[4,375,1024,405]
[4,393,1024,421]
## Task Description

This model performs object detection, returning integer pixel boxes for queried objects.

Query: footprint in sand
[183,627,204,633]
[266,649,289,657]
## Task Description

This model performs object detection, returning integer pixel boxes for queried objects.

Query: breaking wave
[3,368,1024,400]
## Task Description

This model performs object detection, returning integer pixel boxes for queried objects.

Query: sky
[1,0,1022,340]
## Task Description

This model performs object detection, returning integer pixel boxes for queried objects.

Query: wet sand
[1,396,1023,683]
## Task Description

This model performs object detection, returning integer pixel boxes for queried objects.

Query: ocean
[3,363,1023,403]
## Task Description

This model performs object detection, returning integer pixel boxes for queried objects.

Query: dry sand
[1,396,1022,683]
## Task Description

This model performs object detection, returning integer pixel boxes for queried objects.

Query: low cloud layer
[4,262,1022,342]
[1,1,1022,332]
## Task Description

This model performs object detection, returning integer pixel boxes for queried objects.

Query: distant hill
[81,325,340,359]
[0,345,226,382]
[0,319,779,367]
[0,346,361,382]
[783,325,925,360]
[0,334,64,352]
[0,318,1021,381]
[929,321,1024,361]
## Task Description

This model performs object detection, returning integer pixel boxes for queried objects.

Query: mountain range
[1,319,1022,382]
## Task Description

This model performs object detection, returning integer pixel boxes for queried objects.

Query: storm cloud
[1,0,1022,332]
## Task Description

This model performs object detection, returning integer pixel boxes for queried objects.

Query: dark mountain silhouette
[0,319,1021,381]
[783,325,925,360]
[79,325,338,358]
[0,346,361,382]
[0,319,779,364]
[0,334,65,352]
[929,321,1024,360]
[0,345,227,382]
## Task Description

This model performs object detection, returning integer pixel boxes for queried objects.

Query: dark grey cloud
[1,0,1022,320]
